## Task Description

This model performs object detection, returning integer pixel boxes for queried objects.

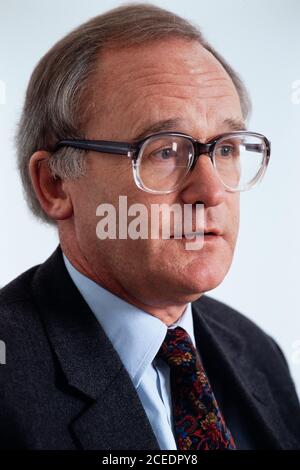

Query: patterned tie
[156,326,236,450]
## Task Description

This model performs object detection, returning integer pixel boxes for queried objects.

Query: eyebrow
[132,117,246,141]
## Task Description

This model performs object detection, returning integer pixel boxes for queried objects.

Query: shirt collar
[62,253,196,387]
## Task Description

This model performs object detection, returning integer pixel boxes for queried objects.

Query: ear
[28,151,74,221]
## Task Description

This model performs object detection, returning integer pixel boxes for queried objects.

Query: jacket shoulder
[195,294,289,369]
[0,265,39,305]
[0,264,41,343]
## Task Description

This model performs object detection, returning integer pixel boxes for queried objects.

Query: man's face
[64,38,243,308]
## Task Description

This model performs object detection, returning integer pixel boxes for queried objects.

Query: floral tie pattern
[156,326,236,450]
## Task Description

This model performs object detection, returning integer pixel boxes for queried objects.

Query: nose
[180,154,226,207]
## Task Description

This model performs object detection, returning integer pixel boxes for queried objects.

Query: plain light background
[0,0,299,395]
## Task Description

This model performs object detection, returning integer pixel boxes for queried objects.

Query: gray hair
[15,2,252,225]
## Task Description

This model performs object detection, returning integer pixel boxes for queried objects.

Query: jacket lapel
[192,300,298,449]
[31,245,160,450]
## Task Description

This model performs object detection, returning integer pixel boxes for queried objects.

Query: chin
[177,252,232,298]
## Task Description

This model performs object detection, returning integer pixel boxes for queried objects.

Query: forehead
[88,38,243,140]
[100,37,227,79]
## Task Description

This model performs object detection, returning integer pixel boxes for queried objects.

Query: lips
[204,227,222,236]
[171,228,222,238]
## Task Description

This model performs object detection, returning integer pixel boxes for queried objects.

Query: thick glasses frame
[53,130,271,194]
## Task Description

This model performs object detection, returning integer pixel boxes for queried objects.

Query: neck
[59,228,189,326]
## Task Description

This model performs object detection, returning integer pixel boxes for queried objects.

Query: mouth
[170,228,222,239]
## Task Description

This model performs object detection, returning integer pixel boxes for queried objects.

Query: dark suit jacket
[0,245,300,450]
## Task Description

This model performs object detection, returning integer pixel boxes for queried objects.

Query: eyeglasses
[54,130,271,194]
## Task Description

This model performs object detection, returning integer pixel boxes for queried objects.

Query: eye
[218,144,234,158]
[152,147,177,161]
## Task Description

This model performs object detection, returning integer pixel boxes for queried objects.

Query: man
[1,3,300,450]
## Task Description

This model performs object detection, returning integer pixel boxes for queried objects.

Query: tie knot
[156,326,197,371]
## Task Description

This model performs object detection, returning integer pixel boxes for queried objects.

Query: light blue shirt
[63,253,196,450]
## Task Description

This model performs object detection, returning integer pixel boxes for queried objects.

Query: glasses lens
[213,134,267,190]
[137,135,194,192]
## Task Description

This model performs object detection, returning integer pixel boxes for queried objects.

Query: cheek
[225,193,240,248]
[72,164,133,222]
